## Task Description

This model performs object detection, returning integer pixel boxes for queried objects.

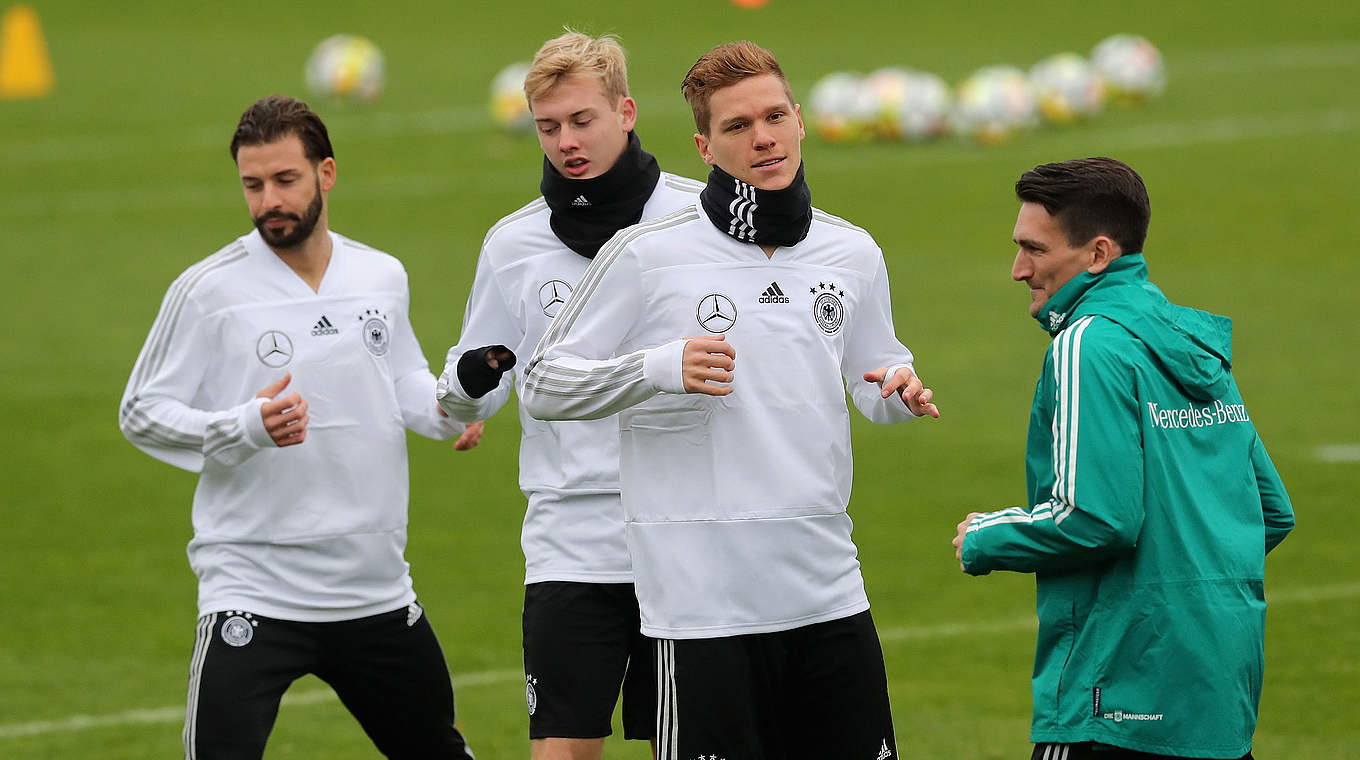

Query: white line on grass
[1175,40,1360,77]
[2,582,1354,740]
[2,39,1356,169]
[3,105,1358,219]
[1314,444,1360,463]
[0,668,524,740]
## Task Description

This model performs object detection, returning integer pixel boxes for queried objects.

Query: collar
[1035,253,1148,335]
[698,161,812,249]
[539,130,660,259]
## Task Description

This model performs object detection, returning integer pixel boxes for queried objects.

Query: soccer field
[2,1,1357,757]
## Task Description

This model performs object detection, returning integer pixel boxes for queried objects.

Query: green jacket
[961,254,1294,758]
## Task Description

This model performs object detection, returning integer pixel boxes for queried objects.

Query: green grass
[2,0,1357,757]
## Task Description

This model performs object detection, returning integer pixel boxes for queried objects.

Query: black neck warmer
[699,161,812,249]
[540,130,660,259]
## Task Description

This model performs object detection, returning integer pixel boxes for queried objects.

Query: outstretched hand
[682,334,736,396]
[863,366,939,418]
[256,372,308,447]
[453,420,484,451]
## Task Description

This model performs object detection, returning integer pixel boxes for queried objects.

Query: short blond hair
[524,31,630,107]
[681,41,793,135]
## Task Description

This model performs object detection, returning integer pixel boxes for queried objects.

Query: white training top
[522,205,919,639]
[119,229,464,622]
[436,172,703,584]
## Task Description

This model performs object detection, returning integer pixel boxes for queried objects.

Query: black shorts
[522,581,654,740]
[185,603,473,760]
[1031,742,1255,760]
[654,609,895,760]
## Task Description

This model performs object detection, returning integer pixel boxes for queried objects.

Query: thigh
[318,603,473,760]
[523,582,644,740]
[619,609,657,741]
[185,611,312,760]
[655,634,784,760]
[786,611,896,760]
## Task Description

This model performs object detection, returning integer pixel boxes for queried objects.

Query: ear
[694,132,715,166]
[317,157,337,193]
[794,103,805,141]
[618,96,637,132]
[1086,235,1119,274]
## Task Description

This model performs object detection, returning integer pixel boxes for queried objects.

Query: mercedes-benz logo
[696,293,737,333]
[538,279,572,317]
[256,330,294,368]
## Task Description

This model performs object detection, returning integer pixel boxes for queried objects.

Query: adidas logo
[571,195,590,207]
[877,738,893,760]
[757,281,790,304]
[311,315,339,336]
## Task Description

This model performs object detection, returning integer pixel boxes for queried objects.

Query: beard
[253,179,323,249]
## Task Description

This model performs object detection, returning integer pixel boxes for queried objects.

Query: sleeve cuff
[643,339,689,395]
[886,363,919,418]
[961,517,992,576]
[239,396,273,450]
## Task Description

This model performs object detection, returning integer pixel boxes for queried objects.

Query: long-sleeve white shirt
[120,229,463,621]
[522,205,919,638]
[436,173,703,584]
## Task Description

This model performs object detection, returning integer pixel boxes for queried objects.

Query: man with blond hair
[436,31,700,760]
[522,41,937,759]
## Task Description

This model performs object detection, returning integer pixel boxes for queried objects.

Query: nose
[557,125,581,154]
[751,122,775,150]
[1011,249,1032,281]
[261,181,284,210]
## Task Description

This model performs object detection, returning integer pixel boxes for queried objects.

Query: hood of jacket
[1035,253,1233,401]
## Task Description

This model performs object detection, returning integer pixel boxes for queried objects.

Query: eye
[769,111,784,122]
[574,119,592,128]
[538,125,557,135]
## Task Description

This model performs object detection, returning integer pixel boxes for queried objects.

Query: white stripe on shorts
[184,613,216,760]
[655,639,679,760]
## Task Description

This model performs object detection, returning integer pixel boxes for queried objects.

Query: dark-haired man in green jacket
[953,157,1293,760]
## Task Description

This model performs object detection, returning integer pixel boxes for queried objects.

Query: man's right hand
[458,344,516,399]
[256,372,308,447]
[681,335,735,396]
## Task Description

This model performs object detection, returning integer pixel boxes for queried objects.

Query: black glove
[456,345,516,399]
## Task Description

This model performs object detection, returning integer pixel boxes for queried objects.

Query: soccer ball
[305,34,385,103]
[951,65,1037,145]
[808,71,871,143]
[490,61,533,132]
[890,71,952,141]
[1028,53,1106,124]
[862,67,913,140]
[1091,34,1165,105]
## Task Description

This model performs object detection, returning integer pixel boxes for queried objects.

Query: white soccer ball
[1029,53,1106,123]
[862,67,913,139]
[305,34,385,103]
[891,71,952,141]
[951,65,1038,145]
[808,71,870,143]
[490,61,533,132]
[1091,34,1165,105]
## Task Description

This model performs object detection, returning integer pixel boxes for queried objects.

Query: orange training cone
[0,4,54,99]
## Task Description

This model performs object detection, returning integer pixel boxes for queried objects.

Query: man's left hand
[453,420,484,451]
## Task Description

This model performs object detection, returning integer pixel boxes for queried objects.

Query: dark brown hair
[229,95,334,163]
[681,41,793,135]
[1015,157,1150,255]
